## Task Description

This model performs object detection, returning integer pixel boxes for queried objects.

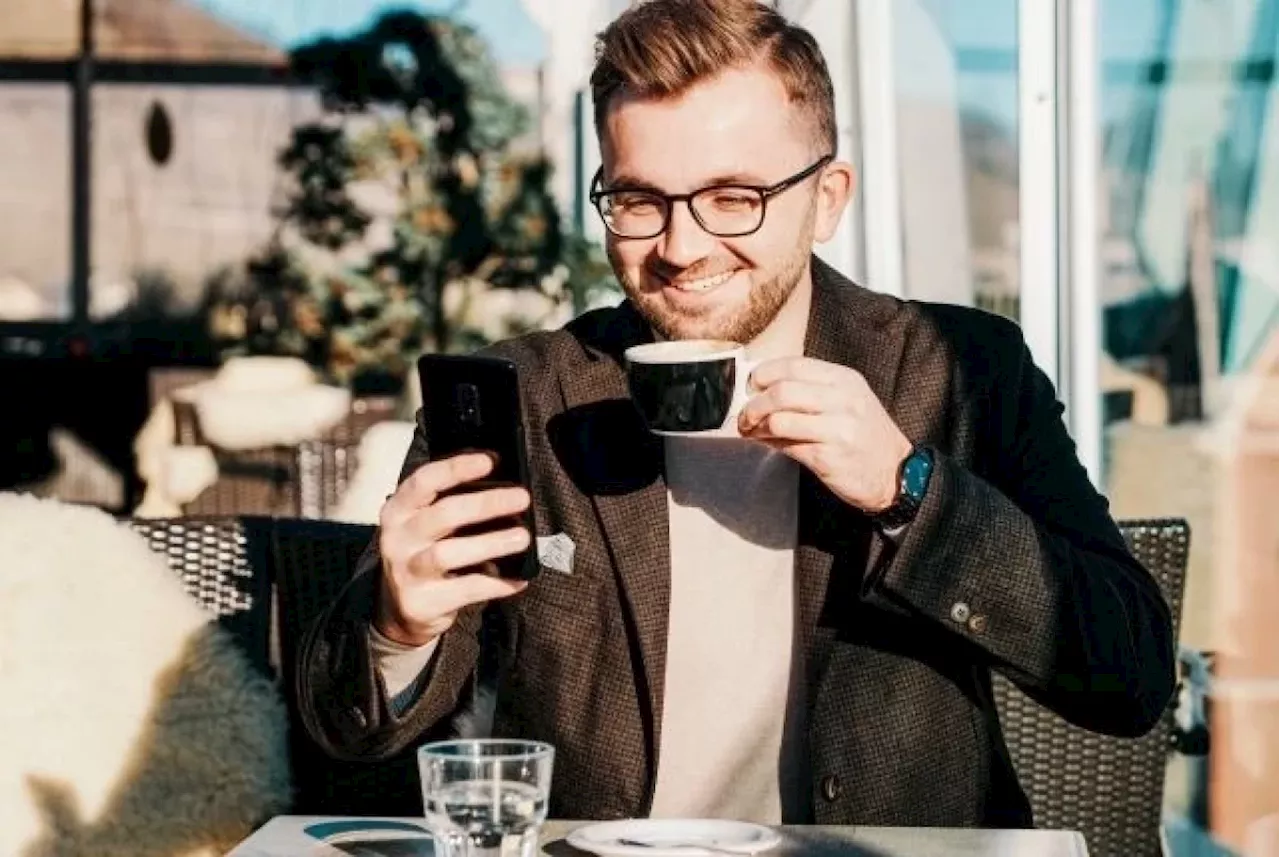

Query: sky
[192,0,1181,130]
[192,0,548,67]
[192,0,1175,74]
[192,0,1267,134]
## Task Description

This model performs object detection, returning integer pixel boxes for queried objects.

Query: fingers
[738,379,829,433]
[748,356,854,390]
[375,452,537,646]
[381,452,497,528]
[742,410,827,443]
[404,525,532,579]
[380,565,527,644]
[412,572,529,618]
[754,439,828,474]
[395,485,531,550]
[381,484,530,571]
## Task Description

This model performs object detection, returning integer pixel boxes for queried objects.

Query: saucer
[565,819,782,857]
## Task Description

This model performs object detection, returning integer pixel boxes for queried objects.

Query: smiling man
[298,0,1176,827]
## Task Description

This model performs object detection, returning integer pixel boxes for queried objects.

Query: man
[298,0,1175,827]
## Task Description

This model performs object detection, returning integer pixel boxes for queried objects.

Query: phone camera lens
[456,383,482,426]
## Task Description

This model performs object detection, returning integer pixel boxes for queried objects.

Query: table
[228,816,1090,857]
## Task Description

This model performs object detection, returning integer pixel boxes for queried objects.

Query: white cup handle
[727,356,761,421]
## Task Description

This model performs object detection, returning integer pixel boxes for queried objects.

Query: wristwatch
[872,444,935,530]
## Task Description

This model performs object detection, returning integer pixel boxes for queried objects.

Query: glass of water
[419,739,555,857]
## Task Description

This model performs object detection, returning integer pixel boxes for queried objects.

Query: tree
[207,10,582,392]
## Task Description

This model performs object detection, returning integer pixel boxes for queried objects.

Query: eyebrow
[603,170,771,193]
[602,173,664,193]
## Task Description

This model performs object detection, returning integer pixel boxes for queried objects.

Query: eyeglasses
[589,154,834,240]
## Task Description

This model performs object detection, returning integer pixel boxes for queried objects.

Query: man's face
[598,63,849,344]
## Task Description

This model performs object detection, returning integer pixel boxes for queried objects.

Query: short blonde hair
[590,0,836,153]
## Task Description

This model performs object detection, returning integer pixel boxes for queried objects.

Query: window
[145,101,174,166]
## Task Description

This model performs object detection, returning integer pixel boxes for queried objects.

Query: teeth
[673,270,734,293]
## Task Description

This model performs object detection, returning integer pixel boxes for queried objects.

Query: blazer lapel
[555,303,672,762]
[795,259,910,685]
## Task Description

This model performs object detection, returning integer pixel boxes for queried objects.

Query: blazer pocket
[523,564,604,613]
[519,567,621,640]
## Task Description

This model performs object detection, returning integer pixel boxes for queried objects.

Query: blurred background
[0,1,1273,854]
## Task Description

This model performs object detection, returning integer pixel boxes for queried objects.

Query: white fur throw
[0,493,292,857]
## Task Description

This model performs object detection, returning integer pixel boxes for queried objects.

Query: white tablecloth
[227,816,1090,857]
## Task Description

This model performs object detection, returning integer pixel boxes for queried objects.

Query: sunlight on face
[599,63,839,344]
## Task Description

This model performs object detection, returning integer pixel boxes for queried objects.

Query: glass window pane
[1097,0,1277,852]
[892,0,1022,321]
[88,83,316,321]
[0,83,71,321]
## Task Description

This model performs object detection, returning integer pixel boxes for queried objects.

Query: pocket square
[536,532,576,575]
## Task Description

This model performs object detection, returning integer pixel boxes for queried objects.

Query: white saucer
[565,819,782,857]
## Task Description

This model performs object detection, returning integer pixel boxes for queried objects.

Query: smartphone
[417,352,539,581]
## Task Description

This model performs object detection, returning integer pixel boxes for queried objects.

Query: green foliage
[206,9,611,391]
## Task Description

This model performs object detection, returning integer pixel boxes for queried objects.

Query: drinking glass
[419,739,555,857]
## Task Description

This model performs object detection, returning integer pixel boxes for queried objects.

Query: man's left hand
[738,356,913,514]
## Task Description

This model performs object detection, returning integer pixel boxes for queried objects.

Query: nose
[657,200,715,268]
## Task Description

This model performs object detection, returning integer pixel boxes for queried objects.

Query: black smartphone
[417,352,539,581]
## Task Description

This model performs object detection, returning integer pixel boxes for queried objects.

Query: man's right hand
[374,452,533,647]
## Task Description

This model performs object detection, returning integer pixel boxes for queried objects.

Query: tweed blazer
[297,258,1176,826]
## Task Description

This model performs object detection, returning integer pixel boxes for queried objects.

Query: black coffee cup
[624,340,757,435]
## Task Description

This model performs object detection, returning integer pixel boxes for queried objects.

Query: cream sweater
[648,432,803,823]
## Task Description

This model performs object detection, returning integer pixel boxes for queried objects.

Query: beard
[608,214,815,344]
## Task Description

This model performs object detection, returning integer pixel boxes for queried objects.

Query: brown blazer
[297,259,1175,826]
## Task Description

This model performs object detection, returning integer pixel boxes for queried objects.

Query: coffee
[636,339,737,359]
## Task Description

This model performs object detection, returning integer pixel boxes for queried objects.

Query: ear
[813,159,855,243]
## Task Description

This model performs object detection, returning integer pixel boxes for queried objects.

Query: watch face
[902,450,933,499]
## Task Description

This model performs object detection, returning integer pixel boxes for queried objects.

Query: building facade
[0,0,316,319]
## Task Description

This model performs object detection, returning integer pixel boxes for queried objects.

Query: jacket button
[820,774,842,802]
[949,601,971,624]
[967,614,988,634]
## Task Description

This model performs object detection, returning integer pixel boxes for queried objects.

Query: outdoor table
[228,816,1090,856]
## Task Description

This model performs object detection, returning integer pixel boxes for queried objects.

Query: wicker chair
[124,516,373,677]
[296,437,362,520]
[168,395,398,517]
[125,516,277,677]
[266,518,428,816]
[128,514,382,813]
[992,518,1192,857]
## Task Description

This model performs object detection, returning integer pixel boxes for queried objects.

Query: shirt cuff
[369,625,441,716]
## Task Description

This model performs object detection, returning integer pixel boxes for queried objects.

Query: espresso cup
[624,339,758,435]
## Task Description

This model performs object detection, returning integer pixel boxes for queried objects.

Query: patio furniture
[127,514,386,815]
[132,514,1194,845]
[992,518,1193,857]
[296,420,416,521]
[230,816,1094,856]
[0,496,292,857]
[127,512,372,666]
[159,389,397,517]
[126,515,278,675]
[296,437,360,520]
